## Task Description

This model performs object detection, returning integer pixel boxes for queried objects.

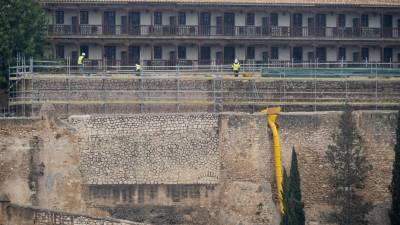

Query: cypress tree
[281,169,292,225]
[280,148,305,225]
[325,105,372,225]
[288,147,305,225]
[389,111,400,225]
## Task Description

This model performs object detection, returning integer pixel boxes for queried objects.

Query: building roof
[40,0,400,7]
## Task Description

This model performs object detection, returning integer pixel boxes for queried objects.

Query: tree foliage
[281,147,305,225]
[389,111,400,225]
[325,105,372,225]
[0,0,46,88]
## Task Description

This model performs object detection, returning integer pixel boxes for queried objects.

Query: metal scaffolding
[6,58,400,117]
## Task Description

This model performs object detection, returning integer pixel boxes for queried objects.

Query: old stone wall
[12,76,400,116]
[69,113,219,185]
[277,111,397,225]
[0,111,397,225]
[0,202,148,225]
[76,113,280,225]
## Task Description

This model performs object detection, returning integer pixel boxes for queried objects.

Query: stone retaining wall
[0,202,147,225]
[69,113,219,185]
[12,76,400,116]
[277,111,397,225]
[0,111,397,225]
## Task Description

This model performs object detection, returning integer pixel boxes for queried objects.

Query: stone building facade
[41,0,400,66]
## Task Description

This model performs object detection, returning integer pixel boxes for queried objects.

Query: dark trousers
[234,70,239,77]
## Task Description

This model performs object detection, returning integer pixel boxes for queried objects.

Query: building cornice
[39,0,400,8]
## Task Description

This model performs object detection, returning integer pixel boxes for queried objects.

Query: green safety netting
[261,67,400,77]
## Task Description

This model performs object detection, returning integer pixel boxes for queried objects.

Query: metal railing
[8,58,400,78]
[47,25,400,39]
[7,57,400,117]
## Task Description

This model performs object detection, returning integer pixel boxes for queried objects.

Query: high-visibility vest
[232,63,240,71]
[78,56,84,65]
[135,64,141,71]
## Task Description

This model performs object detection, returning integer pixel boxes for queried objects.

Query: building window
[178,46,186,59]
[270,13,278,26]
[246,47,255,59]
[56,45,64,59]
[361,14,369,27]
[308,52,315,61]
[271,47,279,60]
[293,47,303,62]
[353,52,360,62]
[361,47,369,61]
[154,46,162,59]
[80,45,89,58]
[154,12,162,25]
[338,14,346,27]
[55,11,64,24]
[178,12,186,25]
[338,47,346,60]
[246,13,255,26]
[262,51,269,62]
[316,47,327,62]
[80,11,89,24]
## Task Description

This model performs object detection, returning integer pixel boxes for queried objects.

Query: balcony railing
[47,25,400,39]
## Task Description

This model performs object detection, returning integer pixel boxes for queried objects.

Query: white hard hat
[82,52,86,56]
[235,59,238,63]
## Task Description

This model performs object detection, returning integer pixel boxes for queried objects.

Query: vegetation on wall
[325,105,372,225]
[280,147,305,225]
[0,0,47,88]
[389,111,400,225]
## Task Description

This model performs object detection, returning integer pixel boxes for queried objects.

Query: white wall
[346,46,359,61]
[161,46,175,60]
[235,46,245,60]
[254,12,268,26]
[211,46,222,61]
[235,13,245,26]
[186,46,198,60]
[394,48,400,62]
[186,13,198,25]
[279,47,290,60]
[255,46,269,61]
[116,46,124,60]
[89,45,102,59]
[278,13,290,26]
[141,46,152,60]
[326,14,336,27]
[63,10,77,25]
[141,12,152,25]
[369,15,381,28]
[302,13,313,27]
[162,12,175,25]
[394,15,400,27]
[64,45,78,58]
[211,13,223,26]
[346,13,358,27]
[327,47,337,61]
[46,12,53,24]
[369,47,381,61]
[88,11,102,25]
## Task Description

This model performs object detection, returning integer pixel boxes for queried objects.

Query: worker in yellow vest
[77,52,85,73]
[232,59,240,77]
[135,63,141,76]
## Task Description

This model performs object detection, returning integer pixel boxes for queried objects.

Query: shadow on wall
[86,184,217,206]
[105,205,216,225]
